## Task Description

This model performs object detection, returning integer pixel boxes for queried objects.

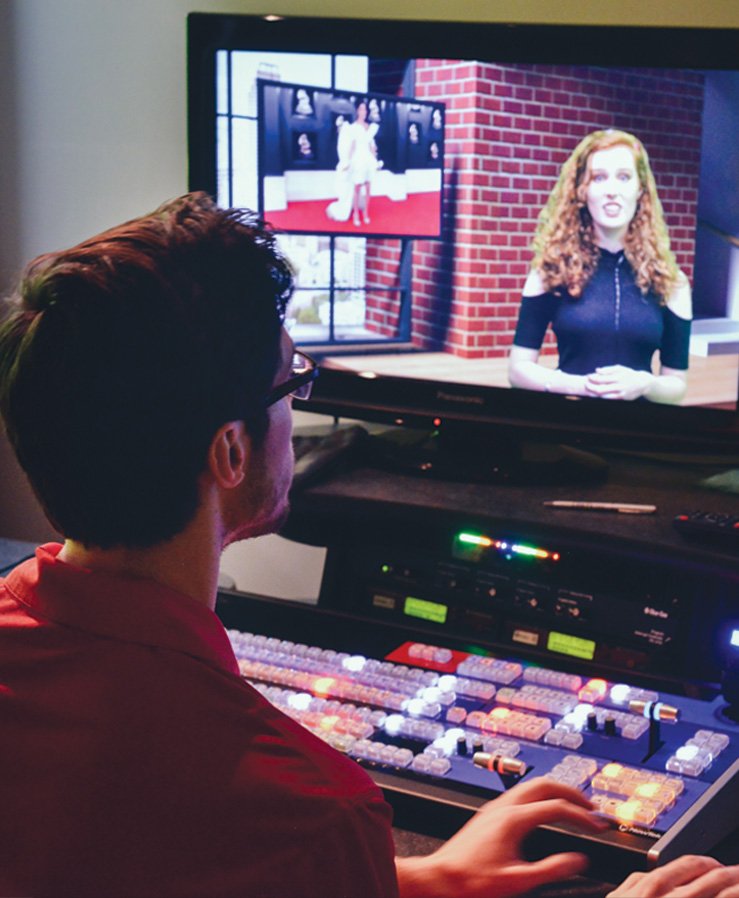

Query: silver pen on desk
[543,500,657,515]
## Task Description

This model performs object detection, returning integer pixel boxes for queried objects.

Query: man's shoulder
[219,695,398,895]
[0,550,41,626]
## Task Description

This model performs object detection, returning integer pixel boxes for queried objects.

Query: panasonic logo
[436,390,485,406]
[643,606,669,619]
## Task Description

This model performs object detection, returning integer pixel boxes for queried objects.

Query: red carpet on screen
[264,192,441,237]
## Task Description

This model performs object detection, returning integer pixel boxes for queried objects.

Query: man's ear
[208,421,249,489]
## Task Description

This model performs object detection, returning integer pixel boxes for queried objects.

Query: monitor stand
[365,426,608,485]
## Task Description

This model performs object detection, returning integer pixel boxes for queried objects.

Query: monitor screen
[188,14,739,456]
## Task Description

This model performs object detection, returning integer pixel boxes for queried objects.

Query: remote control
[673,511,739,548]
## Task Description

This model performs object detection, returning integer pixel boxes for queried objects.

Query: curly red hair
[532,130,680,301]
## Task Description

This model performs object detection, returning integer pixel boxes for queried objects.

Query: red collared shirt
[0,544,398,898]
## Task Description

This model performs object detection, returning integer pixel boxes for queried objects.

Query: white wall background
[1,0,738,593]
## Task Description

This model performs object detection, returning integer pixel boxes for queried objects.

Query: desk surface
[286,447,739,575]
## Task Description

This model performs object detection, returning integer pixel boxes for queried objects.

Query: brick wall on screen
[372,60,705,359]
[364,240,406,336]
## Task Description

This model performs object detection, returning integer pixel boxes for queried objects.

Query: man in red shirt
[0,194,735,898]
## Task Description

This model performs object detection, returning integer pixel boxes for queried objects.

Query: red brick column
[365,61,704,359]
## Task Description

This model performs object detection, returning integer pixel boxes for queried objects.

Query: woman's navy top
[513,249,690,375]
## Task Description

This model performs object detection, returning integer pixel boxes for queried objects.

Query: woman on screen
[508,129,692,403]
[346,99,379,227]
[326,114,353,222]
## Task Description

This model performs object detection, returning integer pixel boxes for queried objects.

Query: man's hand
[395,777,607,898]
[607,856,739,897]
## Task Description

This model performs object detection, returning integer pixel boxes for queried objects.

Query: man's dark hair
[0,193,293,548]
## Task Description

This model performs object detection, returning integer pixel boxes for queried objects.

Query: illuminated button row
[546,756,686,827]
[348,658,437,687]
[523,666,582,692]
[383,713,446,742]
[246,691,379,752]
[239,640,457,711]
[665,729,730,777]
[348,739,452,777]
[230,632,357,671]
[349,740,415,768]
[456,656,523,684]
[609,683,659,707]
[354,668,431,696]
[238,659,409,711]
[544,704,650,749]
[416,686,456,708]
[445,675,497,700]
[408,642,453,664]
[250,682,450,775]
[590,794,661,828]
[266,707,369,756]
[252,683,387,731]
[231,631,444,709]
[238,652,453,723]
[465,707,551,741]
[232,636,664,730]
[496,684,579,716]
[254,700,431,769]
[574,679,658,709]
[401,697,444,719]
[432,727,521,759]
[593,763,684,801]
[590,762,686,829]
[689,729,730,753]
[446,705,551,751]
[558,703,651,739]
[232,640,357,680]
[546,754,598,787]
[410,754,452,776]
[229,632,439,693]
[543,728,585,750]
[284,707,375,740]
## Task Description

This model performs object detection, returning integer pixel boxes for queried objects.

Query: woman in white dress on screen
[346,99,379,227]
[326,114,353,222]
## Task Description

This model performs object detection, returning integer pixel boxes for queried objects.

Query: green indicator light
[404,596,448,624]
[547,631,596,661]
[455,533,559,562]
[381,564,391,574]
[458,532,492,547]
[512,544,550,559]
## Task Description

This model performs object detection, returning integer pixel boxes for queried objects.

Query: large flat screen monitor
[188,13,739,463]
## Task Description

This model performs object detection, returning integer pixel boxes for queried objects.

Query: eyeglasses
[264,349,319,407]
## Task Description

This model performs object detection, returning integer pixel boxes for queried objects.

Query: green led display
[404,596,448,624]
[547,631,596,661]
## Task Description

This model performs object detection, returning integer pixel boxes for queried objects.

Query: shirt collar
[4,543,240,676]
